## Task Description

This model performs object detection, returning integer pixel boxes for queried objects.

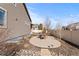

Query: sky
[26,3,79,29]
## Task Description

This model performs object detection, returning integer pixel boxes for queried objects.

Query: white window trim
[0,7,7,28]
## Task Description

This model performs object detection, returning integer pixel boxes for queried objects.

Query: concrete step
[41,49,51,56]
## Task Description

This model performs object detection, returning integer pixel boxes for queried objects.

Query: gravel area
[16,40,41,56]
[49,37,79,56]
[0,43,21,56]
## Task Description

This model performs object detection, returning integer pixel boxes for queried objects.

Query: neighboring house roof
[67,22,79,27]
[23,3,32,22]
[66,22,79,30]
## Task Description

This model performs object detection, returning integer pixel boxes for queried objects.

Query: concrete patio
[29,36,61,49]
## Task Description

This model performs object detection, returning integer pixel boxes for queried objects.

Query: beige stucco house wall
[0,3,31,41]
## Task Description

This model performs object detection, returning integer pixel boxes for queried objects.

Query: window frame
[0,7,7,28]
[13,3,17,7]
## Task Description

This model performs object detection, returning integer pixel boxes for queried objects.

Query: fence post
[70,29,72,42]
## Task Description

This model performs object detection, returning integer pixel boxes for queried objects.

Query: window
[13,3,17,7]
[0,7,7,28]
[76,26,79,30]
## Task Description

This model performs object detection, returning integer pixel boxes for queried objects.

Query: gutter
[23,3,32,22]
